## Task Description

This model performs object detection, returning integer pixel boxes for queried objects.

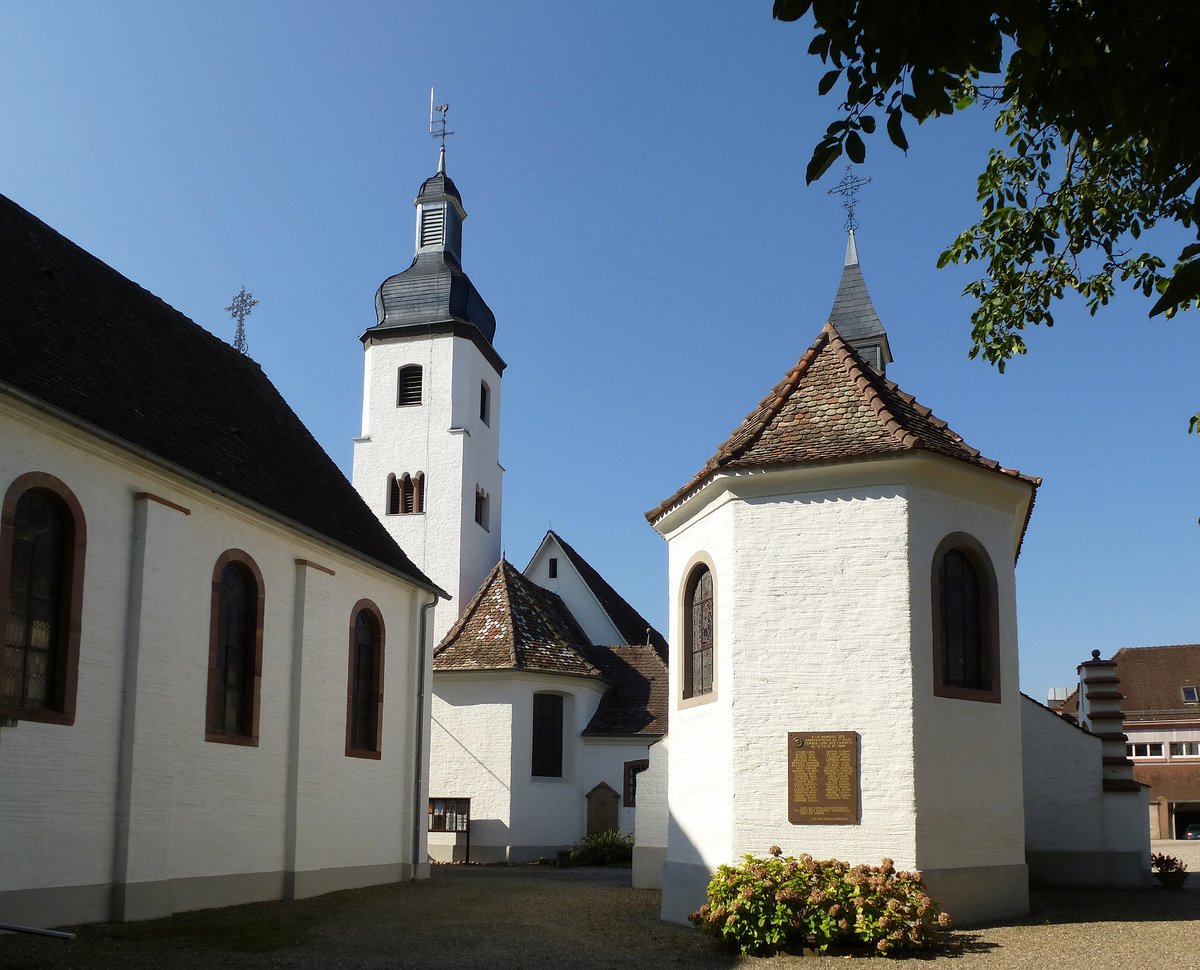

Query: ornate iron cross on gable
[226,287,258,356]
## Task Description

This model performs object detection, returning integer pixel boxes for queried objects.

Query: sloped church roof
[647,311,1039,524]
[0,193,440,593]
[435,558,668,738]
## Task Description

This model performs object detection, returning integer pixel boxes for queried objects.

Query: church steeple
[414,159,466,265]
[828,229,892,374]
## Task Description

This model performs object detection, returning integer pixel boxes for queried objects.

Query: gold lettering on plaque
[787,732,860,825]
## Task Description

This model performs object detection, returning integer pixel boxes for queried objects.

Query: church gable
[525,531,669,662]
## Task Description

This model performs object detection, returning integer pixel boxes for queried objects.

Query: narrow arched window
[474,487,489,530]
[397,365,423,407]
[532,692,564,777]
[401,474,416,514]
[207,550,265,743]
[0,473,86,726]
[346,601,385,758]
[932,534,1000,703]
[684,565,714,698]
[386,474,400,515]
[414,472,425,513]
[480,381,490,425]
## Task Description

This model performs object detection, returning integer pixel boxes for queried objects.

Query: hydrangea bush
[689,847,950,956]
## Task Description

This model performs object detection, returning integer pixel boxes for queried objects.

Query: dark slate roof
[828,246,884,343]
[417,171,462,205]
[0,193,439,593]
[434,559,601,676]
[1062,645,1200,722]
[647,322,1040,523]
[582,645,667,737]
[370,251,498,344]
[547,531,669,663]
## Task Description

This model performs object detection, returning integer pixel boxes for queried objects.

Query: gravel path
[1,860,1198,969]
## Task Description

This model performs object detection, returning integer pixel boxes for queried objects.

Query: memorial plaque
[787,731,860,825]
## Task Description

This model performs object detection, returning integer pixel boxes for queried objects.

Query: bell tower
[352,142,504,643]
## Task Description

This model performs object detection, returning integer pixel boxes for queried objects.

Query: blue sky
[3,1,1197,699]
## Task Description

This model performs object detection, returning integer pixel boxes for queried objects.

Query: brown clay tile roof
[1064,645,1200,722]
[1132,764,1200,803]
[434,559,600,676]
[0,194,439,592]
[546,531,669,663]
[582,645,668,737]
[646,322,1040,524]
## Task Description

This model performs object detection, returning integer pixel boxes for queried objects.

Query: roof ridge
[497,559,522,668]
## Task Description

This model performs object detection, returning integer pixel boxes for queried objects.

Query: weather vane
[225,286,258,356]
[828,165,871,233]
[429,87,454,169]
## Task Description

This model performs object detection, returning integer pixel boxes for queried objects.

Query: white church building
[0,193,445,927]
[634,235,1152,926]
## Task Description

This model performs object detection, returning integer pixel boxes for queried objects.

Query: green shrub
[570,829,634,866]
[690,847,949,957]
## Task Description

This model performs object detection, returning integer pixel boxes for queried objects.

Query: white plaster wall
[428,673,516,852]
[579,736,655,835]
[507,673,609,856]
[662,500,736,870]
[908,483,1026,872]
[526,538,623,646]
[0,406,128,894]
[1021,697,1149,862]
[727,486,919,867]
[634,735,669,849]
[352,332,502,645]
[1,401,426,914]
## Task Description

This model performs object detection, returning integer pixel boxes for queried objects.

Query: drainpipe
[412,594,438,876]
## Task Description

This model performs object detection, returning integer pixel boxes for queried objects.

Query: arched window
[0,473,86,725]
[474,487,489,530]
[531,692,564,777]
[480,381,491,426]
[397,365,423,407]
[401,474,416,514]
[414,472,425,513]
[931,534,1000,703]
[386,474,400,515]
[346,600,385,758]
[684,564,714,699]
[206,550,265,743]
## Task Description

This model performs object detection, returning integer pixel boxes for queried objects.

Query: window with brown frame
[623,759,649,807]
[0,473,86,726]
[931,534,1001,703]
[386,474,401,515]
[684,565,714,698]
[397,365,423,407]
[206,550,265,744]
[346,601,385,758]
[531,693,563,777]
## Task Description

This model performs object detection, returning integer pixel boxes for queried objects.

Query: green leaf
[1150,260,1200,317]
[806,141,842,184]
[817,68,841,96]
[887,109,909,151]
[845,130,866,164]
[772,0,811,22]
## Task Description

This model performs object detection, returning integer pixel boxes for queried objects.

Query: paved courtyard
[1,860,1198,969]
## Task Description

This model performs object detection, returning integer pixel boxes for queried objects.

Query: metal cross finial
[225,286,258,356]
[828,165,872,233]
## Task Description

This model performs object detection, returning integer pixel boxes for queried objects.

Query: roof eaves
[1,380,447,599]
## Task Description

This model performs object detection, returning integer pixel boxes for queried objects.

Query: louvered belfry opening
[397,365,422,406]
[420,205,445,248]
